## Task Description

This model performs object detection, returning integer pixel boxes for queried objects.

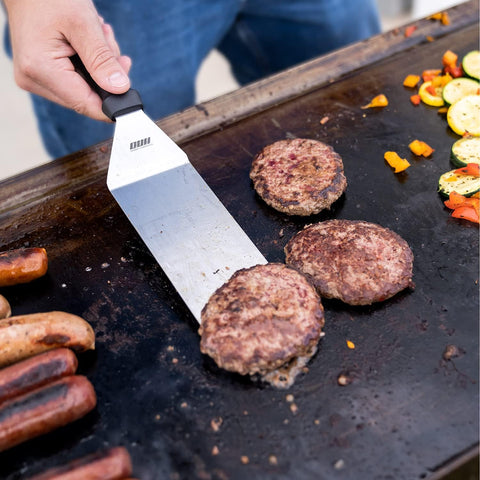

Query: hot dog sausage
[28,446,133,480]
[0,295,11,319]
[0,348,78,404]
[0,375,96,452]
[0,311,95,367]
[0,247,48,287]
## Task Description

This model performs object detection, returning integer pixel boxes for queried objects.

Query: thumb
[68,24,130,95]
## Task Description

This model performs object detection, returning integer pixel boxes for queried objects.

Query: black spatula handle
[70,54,143,120]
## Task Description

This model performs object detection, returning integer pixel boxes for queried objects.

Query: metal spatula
[71,55,267,322]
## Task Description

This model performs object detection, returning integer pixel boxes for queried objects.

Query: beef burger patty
[199,263,324,384]
[285,220,414,305]
[249,138,347,216]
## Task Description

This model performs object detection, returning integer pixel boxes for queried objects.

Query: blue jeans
[4,0,380,158]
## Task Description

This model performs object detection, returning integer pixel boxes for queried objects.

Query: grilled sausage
[0,248,48,287]
[0,311,95,368]
[0,375,96,452]
[0,348,78,404]
[0,295,11,319]
[28,446,133,480]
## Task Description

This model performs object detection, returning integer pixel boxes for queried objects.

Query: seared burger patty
[199,263,324,379]
[249,138,347,216]
[285,220,414,305]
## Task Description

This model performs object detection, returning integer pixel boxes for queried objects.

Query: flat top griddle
[0,3,478,479]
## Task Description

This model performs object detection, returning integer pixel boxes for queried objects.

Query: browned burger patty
[285,220,414,305]
[249,138,347,216]
[199,263,324,383]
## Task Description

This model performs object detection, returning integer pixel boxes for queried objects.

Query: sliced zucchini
[447,94,480,136]
[462,50,480,80]
[442,77,479,105]
[419,81,444,106]
[451,137,480,167]
[438,169,480,197]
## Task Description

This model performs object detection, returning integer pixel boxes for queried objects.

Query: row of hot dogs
[0,248,138,479]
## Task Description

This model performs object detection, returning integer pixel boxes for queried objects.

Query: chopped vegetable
[409,139,434,157]
[462,51,480,80]
[438,168,480,197]
[451,137,480,167]
[427,11,450,24]
[346,340,355,349]
[404,25,417,37]
[422,69,442,82]
[410,94,421,105]
[419,81,444,106]
[361,94,388,109]
[454,163,480,177]
[447,95,480,136]
[442,50,458,69]
[445,192,480,223]
[384,151,410,173]
[442,77,480,105]
[451,205,479,223]
[403,74,420,88]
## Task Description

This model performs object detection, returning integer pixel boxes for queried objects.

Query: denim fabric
[4,0,380,158]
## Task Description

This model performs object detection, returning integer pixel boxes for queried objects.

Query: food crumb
[289,403,298,415]
[268,455,278,466]
[180,402,188,408]
[212,445,219,456]
[334,459,345,470]
[210,417,223,432]
[154,414,161,421]
[243,410,249,416]
[101,262,110,269]
[320,116,330,125]
[241,456,249,465]
[443,344,464,361]
[337,373,352,386]
[346,340,355,349]
[167,345,175,352]
[172,357,179,364]
[285,394,294,403]
[314,419,320,425]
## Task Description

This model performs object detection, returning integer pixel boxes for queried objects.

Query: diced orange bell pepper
[451,205,479,223]
[409,139,434,157]
[441,12,450,25]
[442,50,458,68]
[422,69,442,82]
[454,163,480,177]
[427,12,443,21]
[432,73,452,88]
[361,94,388,109]
[410,94,421,106]
[384,151,410,173]
[403,74,421,88]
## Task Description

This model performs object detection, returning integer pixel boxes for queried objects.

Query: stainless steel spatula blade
[69,55,266,322]
[106,109,267,322]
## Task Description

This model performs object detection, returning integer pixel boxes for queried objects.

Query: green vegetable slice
[462,50,480,80]
[447,95,480,136]
[451,137,480,167]
[442,77,479,105]
[438,169,480,197]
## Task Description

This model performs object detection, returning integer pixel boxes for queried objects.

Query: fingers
[4,0,131,121]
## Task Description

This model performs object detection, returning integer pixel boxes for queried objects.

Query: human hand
[4,0,131,121]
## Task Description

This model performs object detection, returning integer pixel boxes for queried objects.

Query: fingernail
[108,71,129,88]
